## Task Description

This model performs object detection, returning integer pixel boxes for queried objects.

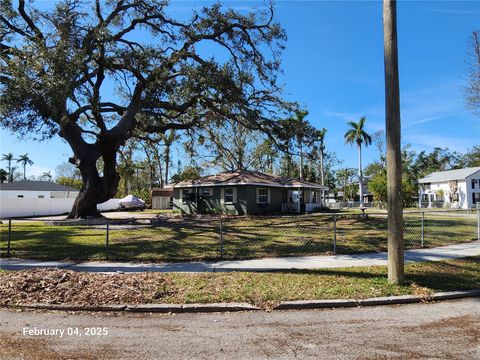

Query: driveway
[1,299,479,359]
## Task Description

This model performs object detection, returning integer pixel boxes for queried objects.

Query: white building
[0,180,79,199]
[418,167,480,209]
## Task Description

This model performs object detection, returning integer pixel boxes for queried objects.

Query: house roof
[0,180,79,192]
[151,188,174,197]
[172,170,328,190]
[418,167,480,183]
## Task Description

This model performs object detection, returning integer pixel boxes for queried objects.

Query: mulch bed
[0,269,171,306]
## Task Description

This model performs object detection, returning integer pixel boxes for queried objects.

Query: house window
[312,191,318,203]
[256,188,269,204]
[424,183,431,190]
[202,188,212,197]
[473,193,480,204]
[17,195,23,198]
[182,189,195,204]
[38,195,44,198]
[224,188,234,204]
[452,193,459,202]
[473,179,479,189]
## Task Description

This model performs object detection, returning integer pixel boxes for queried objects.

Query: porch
[281,188,326,213]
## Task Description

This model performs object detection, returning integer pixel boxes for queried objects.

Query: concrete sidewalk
[1,241,479,273]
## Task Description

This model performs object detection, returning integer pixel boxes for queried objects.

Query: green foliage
[344,116,372,147]
[132,188,151,205]
[171,166,202,183]
[368,170,387,202]
[56,177,83,190]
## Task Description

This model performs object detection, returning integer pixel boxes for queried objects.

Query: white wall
[466,172,480,208]
[0,190,52,199]
[419,180,468,209]
[0,190,80,199]
[0,198,75,218]
[0,198,121,218]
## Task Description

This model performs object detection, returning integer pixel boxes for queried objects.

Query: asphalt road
[1,299,479,360]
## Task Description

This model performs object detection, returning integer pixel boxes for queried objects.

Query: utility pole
[383,0,404,284]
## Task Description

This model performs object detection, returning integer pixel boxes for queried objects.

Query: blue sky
[1,0,479,177]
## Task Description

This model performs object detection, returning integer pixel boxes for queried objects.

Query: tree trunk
[23,165,26,180]
[64,128,121,219]
[299,141,304,180]
[319,150,324,186]
[383,0,404,285]
[358,143,364,207]
[164,143,170,185]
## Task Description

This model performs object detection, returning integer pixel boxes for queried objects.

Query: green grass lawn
[0,212,477,262]
[1,257,479,308]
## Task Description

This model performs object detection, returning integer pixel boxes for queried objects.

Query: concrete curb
[3,290,479,313]
[274,289,480,310]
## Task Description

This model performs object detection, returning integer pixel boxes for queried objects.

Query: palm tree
[1,153,15,182]
[344,117,372,207]
[17,153,34,180]
[40,171,52,182]
[383,0,404,284]
[315,128,327,186]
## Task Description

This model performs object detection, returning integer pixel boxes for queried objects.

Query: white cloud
[26,165,54,178]
[404,134,478,153]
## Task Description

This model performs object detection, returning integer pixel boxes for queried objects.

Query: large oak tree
[0,0,290,218]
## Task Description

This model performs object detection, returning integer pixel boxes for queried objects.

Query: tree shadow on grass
[263,258,480,293]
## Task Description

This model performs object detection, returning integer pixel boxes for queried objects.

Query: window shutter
[267,188,271,204]
[233,187,237,203]
[220,188,224,204]
[256,188,259,203]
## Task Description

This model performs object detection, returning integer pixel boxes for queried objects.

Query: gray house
[171,170,328,215]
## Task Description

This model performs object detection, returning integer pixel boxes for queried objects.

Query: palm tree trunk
[320,150,324,186]
[299,141,304,180]
[383,0,404,285]
[358,143,364,207]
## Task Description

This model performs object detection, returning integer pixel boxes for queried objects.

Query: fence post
[219,218,224,259]
[333,215,337,254]
[7,219,12,257]
[105,223,109,260]
[421,212,425,248]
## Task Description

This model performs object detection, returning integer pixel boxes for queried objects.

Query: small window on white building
[202,188,213,196]
[256,188,269,204]
[38,195,44,198]
[182,189,194,204]
[17,195,23,198]
[224,188,234,204]
[472,179,478,189]
[473,193,480,204]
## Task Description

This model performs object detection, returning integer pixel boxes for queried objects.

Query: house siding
[173,185,289,215]
[419,169,480,209]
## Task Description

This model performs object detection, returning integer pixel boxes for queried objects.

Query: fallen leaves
[0,269,173,306]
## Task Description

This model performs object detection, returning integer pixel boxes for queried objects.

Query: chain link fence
[1,209,479,262]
